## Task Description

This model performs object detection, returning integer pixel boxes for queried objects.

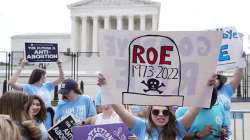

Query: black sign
[25,43,58,62]
[48,115,76,140]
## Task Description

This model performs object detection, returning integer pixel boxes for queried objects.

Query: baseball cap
[59,79,78,95]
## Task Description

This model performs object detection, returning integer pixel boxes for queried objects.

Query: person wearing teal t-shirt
[55,79,96,123]
[95,89,102,114]
[176,88,230,140]
[8,58,64,129]
[97,74,217,140]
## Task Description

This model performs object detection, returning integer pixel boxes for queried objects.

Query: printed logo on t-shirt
[63,105,86,122]
[215,116,223,125]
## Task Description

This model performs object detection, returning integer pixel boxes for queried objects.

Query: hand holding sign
[236,52,247,68]
[19,58,28,68]
[57,59,62,65]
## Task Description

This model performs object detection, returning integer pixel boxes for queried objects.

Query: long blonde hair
[0,91,42,140]
[0,115,22,140]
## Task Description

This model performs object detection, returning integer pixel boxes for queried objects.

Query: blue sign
[25,43,58,62]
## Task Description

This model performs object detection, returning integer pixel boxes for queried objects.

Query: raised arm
[53,60,64,85]
[181,75,216,128]
[230,68,244,90]
[112,104,135,128]
[181,107,201,129]
[230,52,246,90]
[96,73,135,128]
[8,59,27,90]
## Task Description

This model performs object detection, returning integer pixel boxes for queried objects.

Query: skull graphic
[141,78,166,94]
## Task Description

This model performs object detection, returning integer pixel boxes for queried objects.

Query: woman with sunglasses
[111,104,199,140]
[97,74,216,140]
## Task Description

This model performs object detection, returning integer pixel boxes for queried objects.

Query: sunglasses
[151,109,170,116]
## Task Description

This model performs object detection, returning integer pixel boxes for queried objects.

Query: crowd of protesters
[0,52,245,140]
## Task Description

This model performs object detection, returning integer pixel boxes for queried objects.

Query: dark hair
[0,91,32,122]
[147,106,177,140]
[216,74,227,90]
[30,95,47,121]
[62,83,82,100]
[209,88,218,108]
[28,68,46,84]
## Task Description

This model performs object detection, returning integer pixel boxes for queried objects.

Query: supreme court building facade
[9,0,161,99]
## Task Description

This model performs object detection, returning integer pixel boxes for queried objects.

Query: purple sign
[72,123,129,140]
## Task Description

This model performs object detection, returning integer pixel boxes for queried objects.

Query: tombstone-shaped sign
[99,30,222,107]
[122,35,184,106]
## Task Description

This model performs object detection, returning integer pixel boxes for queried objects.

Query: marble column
[140,15,146,31]
[117,16,122,30]
[104,16,110,29]
[92,16,98,52]
[81,16,87,52]
[71,16,81,52]
[128,15,134,31]
[152,15,158,31]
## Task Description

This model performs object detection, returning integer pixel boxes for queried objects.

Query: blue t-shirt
[130,105,144,116]
[22,81,54,107]
[95,89,102,107]
[175,103,229,140]
[217,83,234,135]
[217,84,234,112]
[34,119,48,140]
[55,95,97,123]
[130,117,186,140]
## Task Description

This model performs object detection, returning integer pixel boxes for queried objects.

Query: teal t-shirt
[175,103,229,140]
[22,81,54,107]
[217,84,234,111]
[130,117,187,140]
[55,95,97,123]
[217,83,234,135]
[95,89,102,107]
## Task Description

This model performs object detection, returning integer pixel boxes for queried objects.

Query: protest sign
[99,30,222,107]
[48,115,76,140]
[72,123,129,140]
[25,42,58,62]
[215,27,243,71]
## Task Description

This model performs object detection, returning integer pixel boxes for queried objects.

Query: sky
[0,0,250,55]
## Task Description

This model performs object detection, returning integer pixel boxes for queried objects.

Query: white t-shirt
[95,112,122,125]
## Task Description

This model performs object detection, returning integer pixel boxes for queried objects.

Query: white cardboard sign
[215,27,243,71]
[99,30,221,107]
